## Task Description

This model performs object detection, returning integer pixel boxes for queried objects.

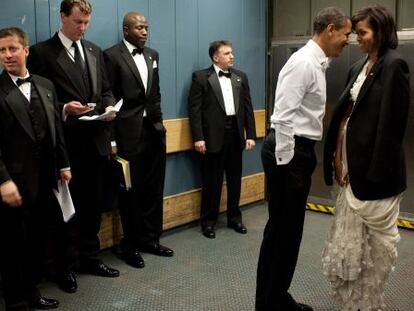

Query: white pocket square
[153,60,158,69]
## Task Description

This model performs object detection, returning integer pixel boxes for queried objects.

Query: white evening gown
[322,62,402,311]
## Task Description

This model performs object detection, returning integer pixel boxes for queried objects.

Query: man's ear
[326,23,335,36]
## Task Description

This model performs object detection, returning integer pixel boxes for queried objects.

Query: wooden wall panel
[164,109,266,154]
[99,172,265,248]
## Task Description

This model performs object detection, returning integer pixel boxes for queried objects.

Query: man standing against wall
[0,27,71,311]
[103,11,173,269]
[27,0,119,294]
[188,40,256,239]
[255,7,352,311]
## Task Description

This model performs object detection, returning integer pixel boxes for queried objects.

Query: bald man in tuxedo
[104,11,173,269]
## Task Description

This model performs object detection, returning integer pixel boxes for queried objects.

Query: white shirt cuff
[274,124,295,165]
[275,149,294,165]
[62,104,68,122]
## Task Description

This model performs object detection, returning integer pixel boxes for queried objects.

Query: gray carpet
[1,202,413,310]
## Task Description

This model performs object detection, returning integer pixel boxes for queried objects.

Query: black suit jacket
[103,42,165,156]
[188,66,256,153]
[324,49,410,200]
[27,33,115,157]
[0,72,69,203]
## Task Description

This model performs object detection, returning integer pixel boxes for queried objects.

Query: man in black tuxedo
[27,0,119,293]
[188,40,256,239]
[103,12,173,269]
[0,27,71,311]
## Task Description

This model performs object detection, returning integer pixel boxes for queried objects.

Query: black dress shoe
[124,250,145,268]
[78,262,120,277]
[58,271,77,293]
[29,297,59,310]
[202,226,216,239]
[139,243,174,257]
[227,222,247,234]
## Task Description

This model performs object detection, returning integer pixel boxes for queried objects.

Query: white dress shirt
[9,71,31,102]
[58,31,85,62]
[123,39,148,117]
[213,64,235,116]
[271,39,329,165]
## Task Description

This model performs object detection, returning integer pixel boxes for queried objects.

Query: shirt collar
[58,30,80,51]
[9,70,30,86]
[307,39,330,70]
[123,39,142,55]
[213,64,230,75]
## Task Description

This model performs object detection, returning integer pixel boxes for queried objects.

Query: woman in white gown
[322,5,410,311]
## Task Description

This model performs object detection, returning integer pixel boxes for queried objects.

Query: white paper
[53,180,75,223]
[79,99,123,121]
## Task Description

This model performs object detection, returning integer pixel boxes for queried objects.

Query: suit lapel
[337,58,366,106]
[56,44,89,102]
[230,70,241,113]
[144,49,153,97]
[83,41,97,97]
[207,67,226,112]
[353,55,384,110]
[33,78,56,146]
[120,42,146,93]
[0,72,36,141]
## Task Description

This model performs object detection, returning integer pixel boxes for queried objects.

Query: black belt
[268,129,315,148]
[294,135,316,148]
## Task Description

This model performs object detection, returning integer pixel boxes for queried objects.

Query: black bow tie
[218,70,231,78]
[132,47,144,56]
[16,75,32,86]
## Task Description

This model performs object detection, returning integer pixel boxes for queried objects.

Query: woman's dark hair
[352,5,398,55]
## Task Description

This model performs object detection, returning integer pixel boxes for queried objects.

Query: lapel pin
[149,56,152,60]
[237,78,241,82]
[47,93,51,97]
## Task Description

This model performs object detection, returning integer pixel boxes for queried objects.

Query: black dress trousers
[256,130,316,310]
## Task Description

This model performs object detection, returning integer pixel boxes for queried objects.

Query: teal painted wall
[0,0,266,196]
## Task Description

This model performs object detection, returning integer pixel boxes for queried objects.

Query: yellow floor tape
[307,202,414,230]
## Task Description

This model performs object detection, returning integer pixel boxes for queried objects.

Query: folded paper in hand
[79,99,123,121]
[53,180,75,222]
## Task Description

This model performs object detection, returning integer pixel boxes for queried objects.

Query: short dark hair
[60,0,92,16]
[352,5,398,55]
[0,27,28,46]
[208,40,232,60]
[313,7,348,34]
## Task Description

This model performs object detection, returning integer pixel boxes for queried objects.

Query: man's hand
[0,180,22,207]
[60,170,72,183]
[245,139,256,150]
[64,101,94,116]
[103,106,116,122]
[194,140,206,154]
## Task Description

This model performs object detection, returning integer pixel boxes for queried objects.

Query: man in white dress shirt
[255,7,352,311]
